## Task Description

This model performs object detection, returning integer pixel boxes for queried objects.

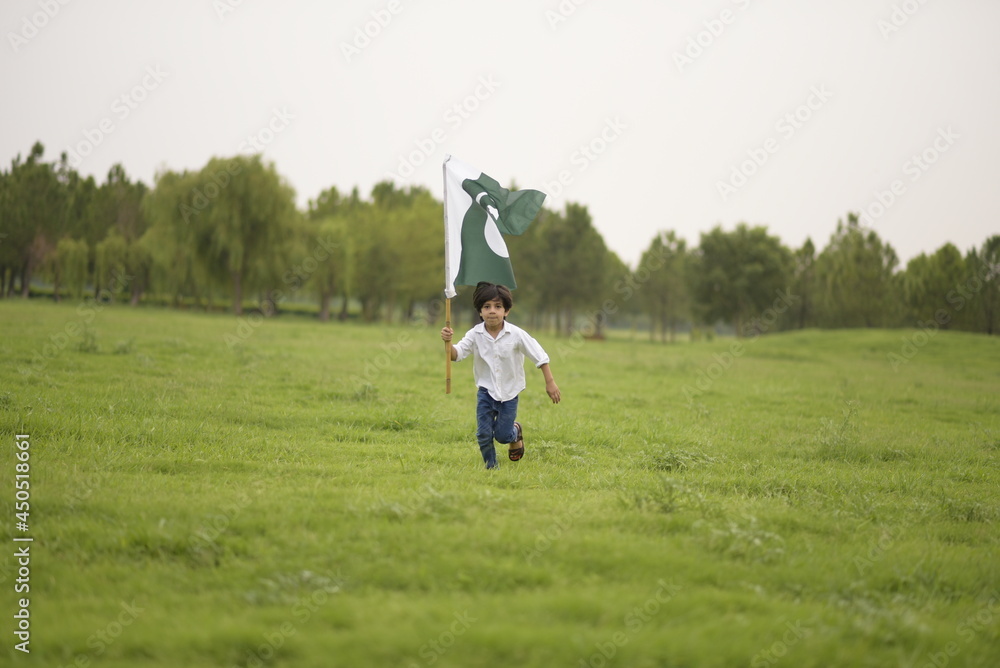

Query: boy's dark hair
[473,282,513,312]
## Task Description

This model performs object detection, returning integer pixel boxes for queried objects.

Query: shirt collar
[478,321,508,339]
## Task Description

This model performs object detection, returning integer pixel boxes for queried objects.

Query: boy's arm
[440,327,464,361]
[517,329,560,404]
[539,363,560,404]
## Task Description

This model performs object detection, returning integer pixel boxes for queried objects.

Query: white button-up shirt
[452,321,550,402]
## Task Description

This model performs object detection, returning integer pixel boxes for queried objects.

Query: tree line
[1,141,997,337]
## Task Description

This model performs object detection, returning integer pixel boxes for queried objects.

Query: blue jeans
[476,387,519,469]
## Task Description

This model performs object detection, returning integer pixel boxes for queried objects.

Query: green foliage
[2,141,998,340]
[49,237,89,300]
[692,223,793,334]
[0,142,67,295]
[813,214,899,327]
[141,155,299,314]
[636,230,689,342]
[345,181,442,322]
[508,203,612,333]
[140,169,209,305]
[95,230,128,294]
[791,237,817,328]
[898,236,1000,335]
[971,235,1000,334]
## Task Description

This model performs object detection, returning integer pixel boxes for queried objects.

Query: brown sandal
[508,422,524,461]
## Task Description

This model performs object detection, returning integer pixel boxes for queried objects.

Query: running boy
[440,282,561,469]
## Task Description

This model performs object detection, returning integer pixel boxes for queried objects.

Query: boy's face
[479,298,509,327]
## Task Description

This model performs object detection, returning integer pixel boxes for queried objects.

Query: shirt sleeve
[452,328,476,362]
[518,330,550,368]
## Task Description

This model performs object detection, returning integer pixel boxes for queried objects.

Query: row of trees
[1,141,998,337]
[508,209,998,339]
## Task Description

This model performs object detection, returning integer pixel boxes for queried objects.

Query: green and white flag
[443,155,546,298]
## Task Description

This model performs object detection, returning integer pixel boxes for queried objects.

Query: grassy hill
[1,300,998,667]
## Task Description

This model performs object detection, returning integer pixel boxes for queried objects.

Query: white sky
[2,0,998,268]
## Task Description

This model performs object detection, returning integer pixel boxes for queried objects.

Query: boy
[440,282,560,469]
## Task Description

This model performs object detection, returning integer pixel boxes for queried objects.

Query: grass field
[1,299,999,667]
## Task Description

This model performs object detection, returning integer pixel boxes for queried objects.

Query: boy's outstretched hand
[441,327,453,342]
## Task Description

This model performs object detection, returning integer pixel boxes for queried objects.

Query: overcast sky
[2,0,998,268]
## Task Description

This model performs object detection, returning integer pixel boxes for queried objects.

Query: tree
[792,238,817,329]
[306,215,351,321]
[813,214,899,328]
[144,155,298,314]
[349,184,398,322]
[342,181,441,323]
[539,203,608,335]
[304,187,354,322]
[95,232,129,300]
[0,166,12,296]
[595,249,632,338]
[900,243,965,329]
[2,142,67,297]
[636,230,689,342]
[142,169,210,306]
[966,236,1000,335]
[504,206,553,326]
[87,165,150,303]
[692,223,792,335]
[49,237,89,301]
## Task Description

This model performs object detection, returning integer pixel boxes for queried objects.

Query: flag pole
[445,298,452,394]
[443,155,452,395]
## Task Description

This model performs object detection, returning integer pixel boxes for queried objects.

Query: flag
[443,155,546,298]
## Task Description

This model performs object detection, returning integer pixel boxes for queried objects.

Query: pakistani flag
[443,155,546,298]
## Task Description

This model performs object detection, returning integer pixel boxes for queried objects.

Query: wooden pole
[445,297,452,394]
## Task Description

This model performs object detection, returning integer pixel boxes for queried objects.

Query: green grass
[1,299,999,667]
